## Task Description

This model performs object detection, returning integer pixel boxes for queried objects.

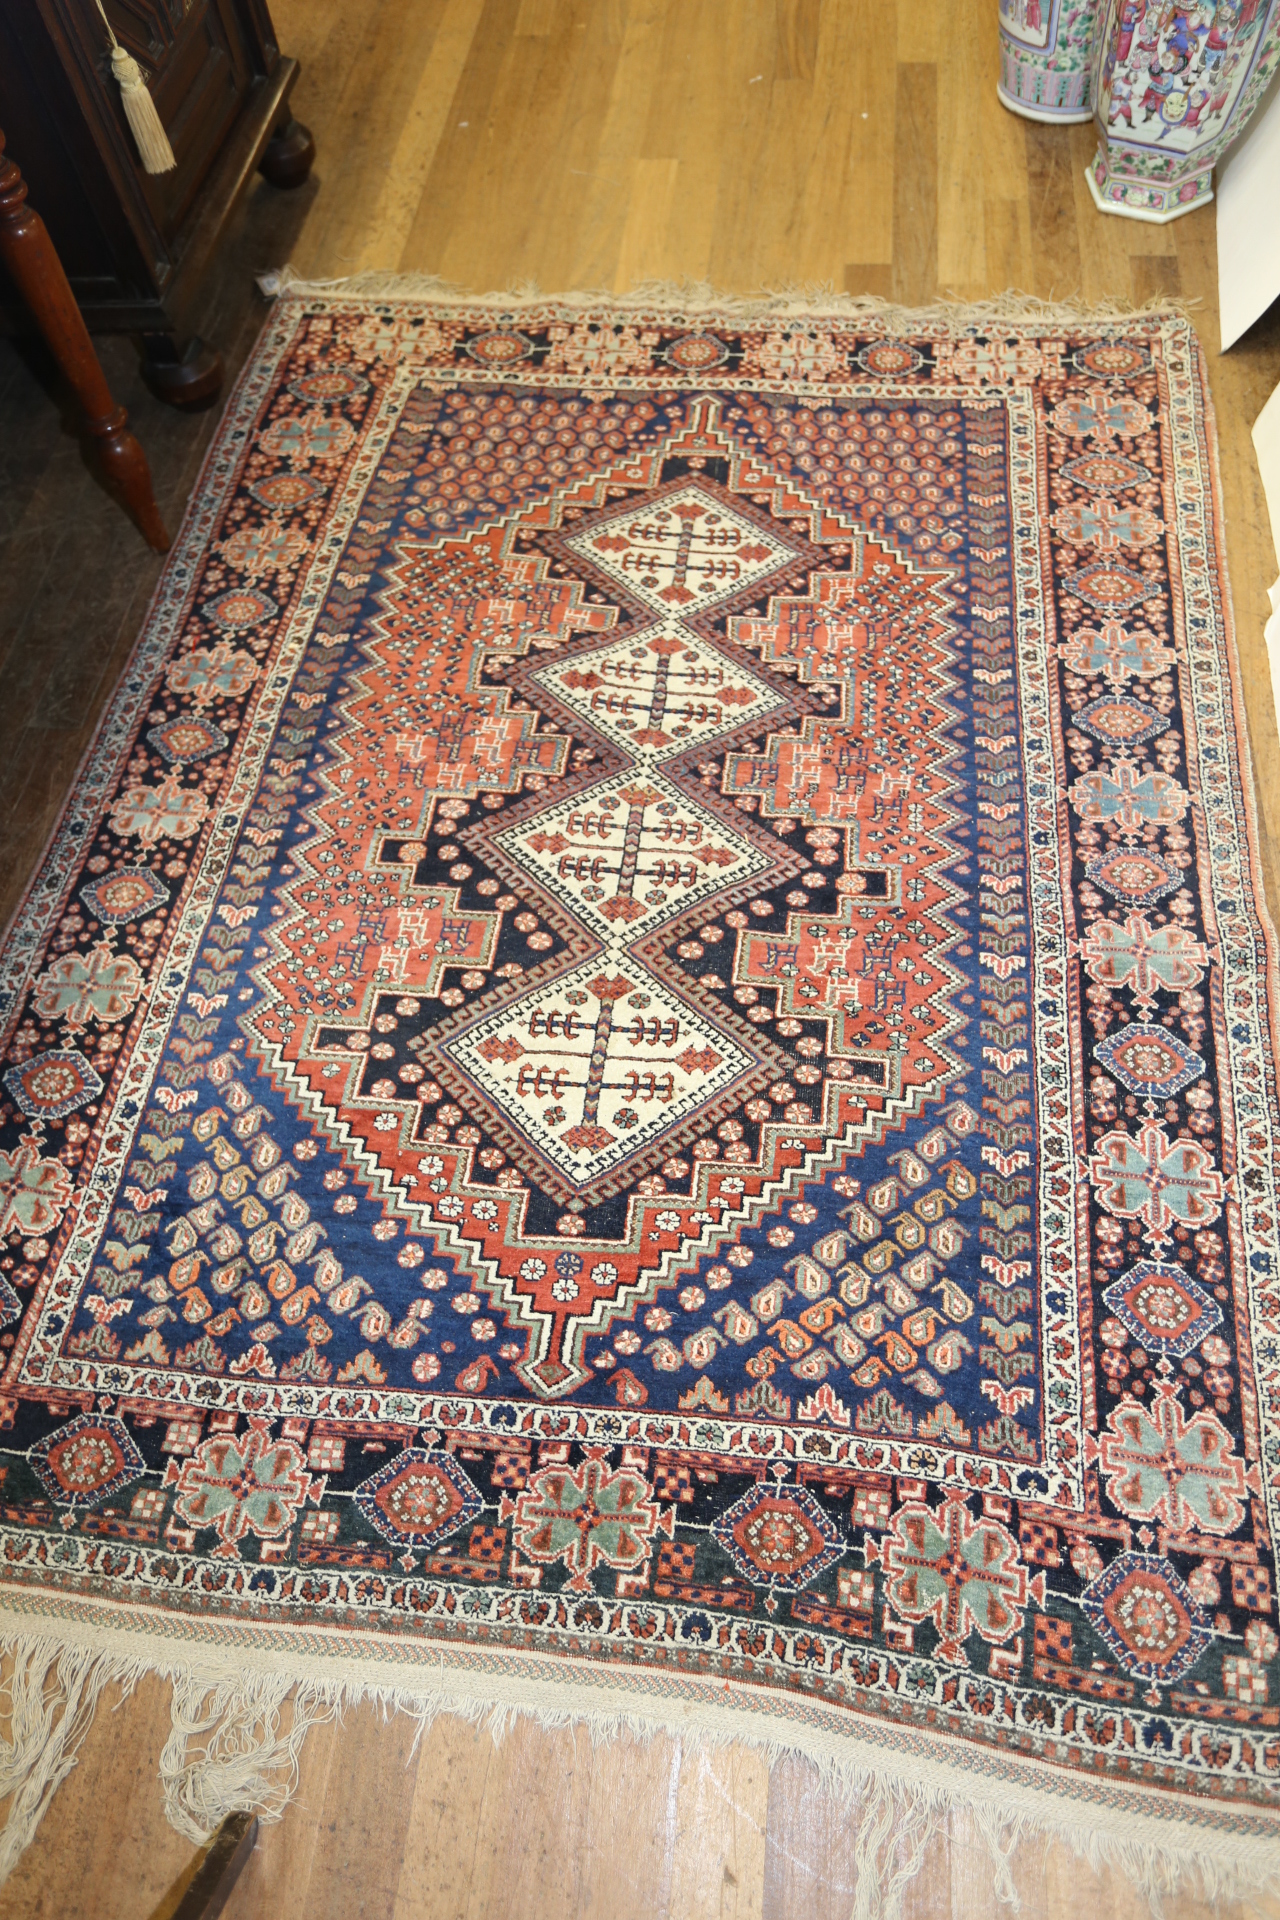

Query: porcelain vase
[999,0,1106,122]
[1087,0,1280,221]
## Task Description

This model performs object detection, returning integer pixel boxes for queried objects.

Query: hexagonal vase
[999,0,1106,122]
[1086,0,1280,221]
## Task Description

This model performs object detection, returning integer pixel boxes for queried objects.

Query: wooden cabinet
[0,0,313,405]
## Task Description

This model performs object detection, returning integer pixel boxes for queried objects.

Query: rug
[1,283,1279,1908]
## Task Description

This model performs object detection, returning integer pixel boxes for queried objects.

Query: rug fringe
[1,1630,1278,1918]
[254,266,1199,329]
[159,1671,340,1845]
[0,1642,138,1883]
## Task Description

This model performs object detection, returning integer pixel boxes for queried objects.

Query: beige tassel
[94,0,176,175]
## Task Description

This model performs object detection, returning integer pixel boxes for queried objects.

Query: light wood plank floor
[1,2,1280,1914]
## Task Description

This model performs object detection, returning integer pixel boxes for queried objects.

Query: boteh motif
[0,301,1276,1850]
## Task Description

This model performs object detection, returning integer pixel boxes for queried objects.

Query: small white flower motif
[374,1112,399,1132]
[293,1139,318,1160]
[592,1351,615,1369]
[452,1293,481,1314]
[421,1156,445,1176]
[398,1244,425,1268]
[706,1266,733,1290]
[436,1196,464,1219]
[614,1330,642,1355]
[412,1352,441,1383]
[470,1319,496,1342]
[371,1220,398,1240]
[333,1195,357,1215]
[766,1225,794,1249]
[591,1262,618,1286]
[679,1286,706,1312]
[790,1202,819,1224]
[472,1199,498,1221]
[552,1275,579,1302]
[719,1178,745,1195]
[499,1342,523,1361]
[655,1210,681,1232]
[645,1306,672,1331]
[422,1268,448,1291]
[726,1246,754,1268]
[520,1257,547,1282]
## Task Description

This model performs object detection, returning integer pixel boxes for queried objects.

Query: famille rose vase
[998,0,1106,122]
[1087,0,1280,220]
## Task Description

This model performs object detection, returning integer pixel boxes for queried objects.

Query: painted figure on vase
[1139,46,1190,116]
[1109,66,1138,113]
[1115,0,1141,58]
[1088,0,1280,218]
[998,0,1105,120]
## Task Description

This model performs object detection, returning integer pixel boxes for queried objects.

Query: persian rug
[2,284,1279,1907]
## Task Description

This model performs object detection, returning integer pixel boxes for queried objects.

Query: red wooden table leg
[0,127,170,553]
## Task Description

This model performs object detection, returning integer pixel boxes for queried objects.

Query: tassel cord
[91,0,176,176]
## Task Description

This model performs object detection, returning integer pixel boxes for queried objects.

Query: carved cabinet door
[92,0,273,241]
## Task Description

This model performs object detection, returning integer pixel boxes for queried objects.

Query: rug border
[3,1595,1280,1872]
[0,291,301,977]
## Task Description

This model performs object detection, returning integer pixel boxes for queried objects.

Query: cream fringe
[160,1672,339,1844]
[0,1642,138,1883]
[255,265,1199,329]
[0,1633,1278,1918]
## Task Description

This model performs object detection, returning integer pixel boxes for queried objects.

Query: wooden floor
[2,2,1280,1914]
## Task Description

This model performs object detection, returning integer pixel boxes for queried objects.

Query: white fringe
[159,1670,338,1844]
[254,266,1199,329]
[0,1630,1278,1919]
[0,1642,137,1883]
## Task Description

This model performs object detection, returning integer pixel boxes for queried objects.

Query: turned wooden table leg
[0,127,170,553]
